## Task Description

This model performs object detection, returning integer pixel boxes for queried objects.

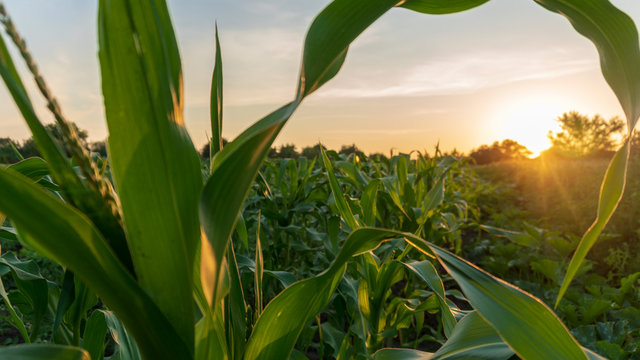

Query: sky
[1,1,640,156]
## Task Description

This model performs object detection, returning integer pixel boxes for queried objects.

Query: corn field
[0,0,639,359]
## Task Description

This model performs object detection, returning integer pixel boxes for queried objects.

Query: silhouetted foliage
[301,144,325,159]
[339,143,363,157]
[199,138,229,158]
[274,143,298,158]
[0,137,21,164]
[468,139,532,165]
[90,141,108,157]
[546,111,624,158]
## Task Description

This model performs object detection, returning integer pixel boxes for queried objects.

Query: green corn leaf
[0,273,30,343]
[480,225,540,248]
[7,157,49,181]
[531,0,640,304]
[534,0,640,129]
[227,244,248,359]
[403,260,456,338]
[255,214,264,316]
[52,270,75,334]
[361,179,381,226]
[244,228,402,360]
[82,310,108,360]
[200,0,400,313]
[398,0,490,14]
[431,244,587,359]
[373,348,432,359]
[432,311,512,359]
[0,344,90,360]
[210,24,223,161]
[0,167,190,359]
[98,0,202,347]
[195,307,228,360]
[103,310,142,360]
[0,252,49,341]
[322,147,360,230]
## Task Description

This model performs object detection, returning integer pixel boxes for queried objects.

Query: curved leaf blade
[98,0,202,346]
[0,167,191,359]
[0,344,90,360]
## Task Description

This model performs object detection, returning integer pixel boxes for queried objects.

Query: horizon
[1,0,639,155]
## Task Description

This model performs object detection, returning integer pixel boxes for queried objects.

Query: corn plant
[0,0,638,359]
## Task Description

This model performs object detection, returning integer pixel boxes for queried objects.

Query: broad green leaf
[0,252,48,341]
[52,270,74,333]
[403,260,456,337]
[0,273,30,343]
[322,147,360,230]
[227,244,247,359]
[244,228,402,360]
[480,225,540,248]
[98,0,202,347]
[416,178,445,226]
[210,24,224,161]
[195,308,228,360]
[373,348,432,359]
[398,0,490,14]
[432,311,512,359]
[531,0,640,304]
[534,0,640,129]
[8,157,49,181]
[0,344,90,360]
[82,310,108,360]
[558,142,630,305]
[0,168,190,359]
[255,215,264,316]
[103,310,142,360]
[431,244,587,359]
[200,0,402,313]
[298,0,399,97]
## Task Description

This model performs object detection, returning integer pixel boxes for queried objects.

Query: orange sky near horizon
[1,0,639,156]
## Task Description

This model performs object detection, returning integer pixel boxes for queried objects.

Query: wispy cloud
[317,48,595,99]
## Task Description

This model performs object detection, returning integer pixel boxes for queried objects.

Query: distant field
[475,156,640,271]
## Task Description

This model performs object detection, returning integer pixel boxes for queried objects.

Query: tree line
[1,111,634,165]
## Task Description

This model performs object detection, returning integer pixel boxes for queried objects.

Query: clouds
[316,48,595,99]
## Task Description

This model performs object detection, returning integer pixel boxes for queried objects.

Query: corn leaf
[200,0,400,313]
[322,147,360,230]
[210,25,223,160]
[398,0,490,14]
[98,0,202,347]
[82,310,108,360]
[431,244,586,359]
[529,0,640,305]
[0,344,90,360]
[244,228,402,360]
[403,260,456,338]
[0,167,191,359]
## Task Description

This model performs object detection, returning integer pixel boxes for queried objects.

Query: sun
[489,95,565,157]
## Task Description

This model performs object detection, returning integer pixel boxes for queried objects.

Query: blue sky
[1,0,640,155]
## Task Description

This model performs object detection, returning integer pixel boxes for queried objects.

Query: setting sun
[490,95,565,157]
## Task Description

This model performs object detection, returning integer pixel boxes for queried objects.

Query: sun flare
[490,95,565,157]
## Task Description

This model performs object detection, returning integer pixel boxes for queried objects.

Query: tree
[301,144,325,159]
[547,111,624,158]
[338,143,363,157]
[275,143,298,158]
[468,139,532,165]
